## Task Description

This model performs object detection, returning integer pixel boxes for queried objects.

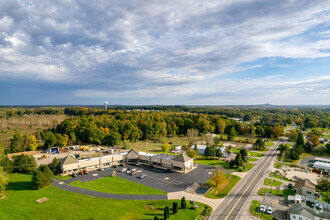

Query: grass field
[265,142,274,146]
[248,158,258,162]
[0,115,67,148]
[264,178,282,186]
[257,188,295,197]
[70,176,167,195]
[194,156,254,172]
[205,173,241,199]
[250,200,276,220]
[248,151,264,157]
[0,173,211,220]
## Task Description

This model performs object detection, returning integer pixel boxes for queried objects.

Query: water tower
[104,101,108,110]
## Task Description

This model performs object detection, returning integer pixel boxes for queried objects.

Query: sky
[0,0,330,105]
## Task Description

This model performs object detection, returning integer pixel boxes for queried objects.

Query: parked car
[72,173,77,177]
[126,170,132,174]
[288,183,293,189]
[259,204,266,213]
[130,170,138,175]
[266,207,272,214]
[83,169,88,174]
[315,204,323,210]
[138,174,146,179]
[99,168,104,171]
[131,168,137,172]
[121,168,127,172]
[136,162,142,166]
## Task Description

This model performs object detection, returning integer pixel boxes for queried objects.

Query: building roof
[314,157,330,163]
[62,155,78,165]
[190,145,207,150]
[313,161,330,170]
[295,179,315,191]
[288,203,329,219]
[7,151,37,159]
[152,154,175,160]
[173,154,192,162]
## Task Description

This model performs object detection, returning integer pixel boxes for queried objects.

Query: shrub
[32,165,54,190]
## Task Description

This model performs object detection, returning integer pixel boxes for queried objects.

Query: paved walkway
[52,178,168,200]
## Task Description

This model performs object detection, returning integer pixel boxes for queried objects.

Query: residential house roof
[288,203,329,219]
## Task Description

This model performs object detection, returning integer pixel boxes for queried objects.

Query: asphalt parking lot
[63,164,217,193]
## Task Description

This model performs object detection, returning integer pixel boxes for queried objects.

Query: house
[60,149,194,175]
[295,179,318,199]
[287,203,329,220]
[190,145,207,155]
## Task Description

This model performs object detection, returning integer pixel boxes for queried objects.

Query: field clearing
[0,115,68,148]
[0,173,210,220]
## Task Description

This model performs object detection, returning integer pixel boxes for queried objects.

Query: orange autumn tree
[210,167,230,195]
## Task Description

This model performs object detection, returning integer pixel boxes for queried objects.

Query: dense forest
[1,106,329,153]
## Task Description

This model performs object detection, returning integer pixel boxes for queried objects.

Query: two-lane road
[211,141,280,220]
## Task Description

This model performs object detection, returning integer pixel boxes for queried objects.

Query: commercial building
[288,203,328,220]
[190,145,226,155]
[295,179,319,199]
[60,149,194,175]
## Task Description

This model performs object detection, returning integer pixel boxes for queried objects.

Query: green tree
[42,131,57,149]
[296,132,304,146]
[172,201,178,214]
[317,177,330,192]
[12,154,37,173]
[50,157,60,175]
[227,126,237,141]
[0,167,8,196]
[239,148,248,163]
[32,165,54,190]
[186,148,198,159]
[9,131,24,153]
[253,138,265,150]
[235,152,244,167]
[0,156,13,173]
[181,196,186,209]
[216,118,226,134]
[103,132,122,146]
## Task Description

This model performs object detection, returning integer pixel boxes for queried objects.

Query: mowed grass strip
[194,156,254,172]
[204,173,241,199]
[248,151,264,157]
[0,174,210,220]
[70,176,167,195]
[264,178,282,187]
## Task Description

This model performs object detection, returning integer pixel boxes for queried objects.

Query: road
[211,141,280,220]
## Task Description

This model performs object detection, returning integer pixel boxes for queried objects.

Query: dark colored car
[72,173,77,177]
[288,183,293,189]
[83,169,88,174]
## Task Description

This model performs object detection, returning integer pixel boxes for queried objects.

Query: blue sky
[0,0,330,105]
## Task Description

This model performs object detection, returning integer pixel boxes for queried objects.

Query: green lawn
[318,190,330,204]
[70,176,167,195]
[55,174,72,180]
[205,173,241,199]
[258,188,295,197]
[250,200,276,220]
[248,151,264,157]
[194,156,254,172]
[264,178,282,187]
[0,173,211,220]
[248,158,258,162]
[270,173,295,183]
[265,142,274,147]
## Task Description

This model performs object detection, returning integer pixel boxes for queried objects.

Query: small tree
[162,143,170,153]
[210,167,229,195]
[172,201,178,214]
[186,148,198,159]
[32,165,54,190]
[239,148,248,163]
[317,177,330,192]
[0,167,8,196]
[153,216,159,220]
[50,157,60,175]
[12,154,37,173]
[163,207,168,220]
[253,138,265,150]
[181,196,186,209]
[235,152,244,167]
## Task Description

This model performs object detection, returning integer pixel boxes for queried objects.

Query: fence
[299,194,330,211]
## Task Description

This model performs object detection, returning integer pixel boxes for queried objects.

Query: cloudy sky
[1,0,330,105]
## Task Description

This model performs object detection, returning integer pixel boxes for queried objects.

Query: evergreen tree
[163,207,167,220]
[181,196,186,209]
[172,201,178,214]
[296,132,304,146]
[32,165,54,190]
